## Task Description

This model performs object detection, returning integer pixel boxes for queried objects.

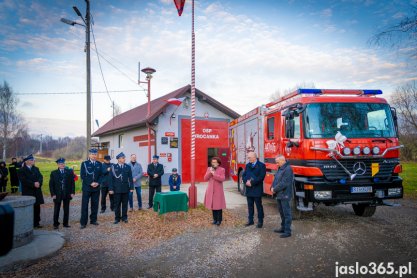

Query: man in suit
[147,155,164,209]
[127,154,143,211]
[242,152,266,228]
[80,148,102,229]
[271,155,294,238]
[100,155,114,213]
[109,152,133,224]
[9,157,20,193]
[49,158,75,229]
[17,154,44,228]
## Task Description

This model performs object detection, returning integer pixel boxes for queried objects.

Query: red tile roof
[92,85,240,137]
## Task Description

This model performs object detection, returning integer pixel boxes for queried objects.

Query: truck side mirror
[286,141,299,148]
[390,107,399,135]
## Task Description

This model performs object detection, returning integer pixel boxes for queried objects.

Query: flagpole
[189,0,197,208]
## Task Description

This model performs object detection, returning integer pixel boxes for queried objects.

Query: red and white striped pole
[188,0,197,208]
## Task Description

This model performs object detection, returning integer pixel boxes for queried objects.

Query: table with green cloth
[153,191,189,215]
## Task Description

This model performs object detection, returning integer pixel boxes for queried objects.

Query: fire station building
[92,85,240,184]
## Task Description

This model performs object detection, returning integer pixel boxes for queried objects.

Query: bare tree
[112,102,121,116]
[390,82,417,161]
[269,82,316,101]
[391,82,417,131]
[0,81,25,160]
[369,5,417,59]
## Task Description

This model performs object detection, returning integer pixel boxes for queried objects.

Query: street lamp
[140,67,156,164]
[61,0,92,154]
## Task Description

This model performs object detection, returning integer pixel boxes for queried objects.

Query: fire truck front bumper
[296,177,403,204]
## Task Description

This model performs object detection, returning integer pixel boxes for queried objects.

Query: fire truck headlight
[314,191,332,200]
[353,146,361,155]
[342,147,351,156]
[372,146,380,155]
[388,188,402,196]
[363,146,371,155]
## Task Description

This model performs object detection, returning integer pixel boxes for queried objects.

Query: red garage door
[181,119,229,183]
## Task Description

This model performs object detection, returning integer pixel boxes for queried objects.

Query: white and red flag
[165,97,186,106]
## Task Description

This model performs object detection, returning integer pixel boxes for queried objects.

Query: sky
[0,0,416,137]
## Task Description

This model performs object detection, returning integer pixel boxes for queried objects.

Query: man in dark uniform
[109,152,133,224]
[17,154,44,228]
[0,161,8,193]
[49,158,75,229]
[242,151,266,228]
[147,155,164,209]
[80,148,102,229]
[100,155,114,213]
[9,157,20,193]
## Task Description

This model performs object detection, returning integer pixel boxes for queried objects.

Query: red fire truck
[229,89,403,217]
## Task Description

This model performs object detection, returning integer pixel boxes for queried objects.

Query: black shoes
[216,221,222,226]
[244,222,254,227]
[274,228,284,233]
[34,225,43,229]
[256,223,263,228]
[212,220,217,225]
[53,226,59,230]
[123,220,128,223]
[147,206,153,209]
[80,225,86,229]
[64,225,71,228]
[280,233,291,238]
[114,220,120,224]
[100,210,105,213]
[90,222,99,226]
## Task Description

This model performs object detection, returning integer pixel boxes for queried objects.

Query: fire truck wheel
[352,204,376,217]
[238,171,246,196]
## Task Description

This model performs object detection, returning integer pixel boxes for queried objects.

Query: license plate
[351,186,373,193]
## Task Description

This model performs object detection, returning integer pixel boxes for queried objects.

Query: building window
[118,134,124,148]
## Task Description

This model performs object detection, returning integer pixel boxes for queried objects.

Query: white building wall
[98,127,153,171]
[98,93,234,185]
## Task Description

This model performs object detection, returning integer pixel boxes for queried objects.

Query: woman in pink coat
[204,157,226,226]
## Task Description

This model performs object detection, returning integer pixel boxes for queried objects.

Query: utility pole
[86,0,92,153]
[61,1,92,155]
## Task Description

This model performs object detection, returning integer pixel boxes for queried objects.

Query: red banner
[173,0,186,16]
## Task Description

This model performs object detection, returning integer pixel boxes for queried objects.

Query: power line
[90,19,112,104]
[58,24,146,92]
[15,89,145,95]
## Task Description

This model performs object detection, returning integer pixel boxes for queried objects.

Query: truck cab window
[285,113,300,139]
[267,117,275,140]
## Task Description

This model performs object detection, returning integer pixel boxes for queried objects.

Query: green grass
[6,159,83,196]
[401,162,417,199]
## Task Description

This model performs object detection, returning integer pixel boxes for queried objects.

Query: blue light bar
[298,89,322,94]
[363,90,383,95]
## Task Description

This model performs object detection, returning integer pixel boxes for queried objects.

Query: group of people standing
[78,149,171,227]
[0,157,23,193]
[203,151,294,238]
[15,149,294,237]
[14,149,182,229]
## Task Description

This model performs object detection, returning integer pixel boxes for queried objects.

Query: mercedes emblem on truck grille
[353,162,366,175]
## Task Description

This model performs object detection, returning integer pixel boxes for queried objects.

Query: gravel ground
[1,182,417,278]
